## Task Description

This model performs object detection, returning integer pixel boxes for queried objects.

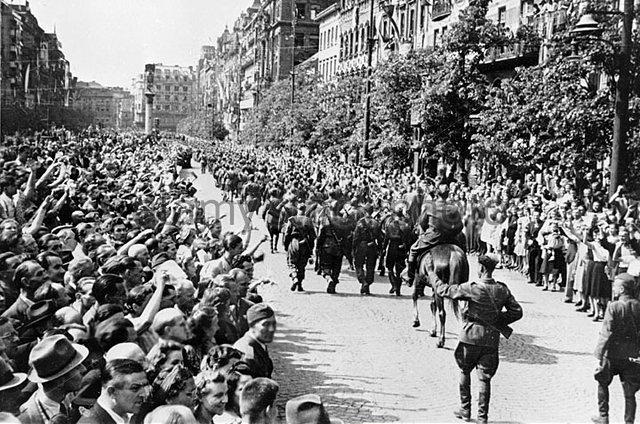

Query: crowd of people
[0,125,638,424]
[196,137,639,317]
[0,129,342,424]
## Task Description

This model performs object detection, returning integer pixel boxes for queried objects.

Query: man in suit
[2,260,47,326]
[79,359,150,424]
[233,304,275,378]
[19,335,88,424]
[593,274,640,424]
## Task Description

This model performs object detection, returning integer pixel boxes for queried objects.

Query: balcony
[526,8,568,39]
[432,0,452,21]
[479,41,540,71]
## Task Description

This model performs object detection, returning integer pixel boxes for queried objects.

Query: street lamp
[571,3,633,197]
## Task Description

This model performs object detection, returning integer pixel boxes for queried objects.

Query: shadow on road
[271,320,400,422]
[499,333,591,365]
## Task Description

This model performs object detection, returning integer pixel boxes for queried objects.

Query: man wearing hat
[18,335,88,424]
[286,394,343,424]
[593,273,640,424]
[430,255,522,424]
[0,356,27,415]
[352,204,381,295]
[233,304,276,378]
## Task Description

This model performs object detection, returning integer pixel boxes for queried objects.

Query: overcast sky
[28,0,251,89]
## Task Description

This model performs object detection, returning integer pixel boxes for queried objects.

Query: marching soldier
[352,204,381,295]
[261,189,283,253]
[316,202,350,294]
[382,205,413,296]
[283,204,316,292]
[431,255,522,424]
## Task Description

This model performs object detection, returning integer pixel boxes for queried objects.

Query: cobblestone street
[193,167,625,423]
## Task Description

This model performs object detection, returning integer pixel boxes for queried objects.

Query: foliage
[177,110,229,141]
[470,58,613,175]
[1,105,94,135]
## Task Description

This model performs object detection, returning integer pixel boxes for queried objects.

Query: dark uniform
[316,213,352,294]
[434,276,522,423]
[383,212,413,295]
[594,289,640,423]
[352,213,381,295]
[262,196,283,252]
[283,214,316,291]
[406,199,466,283]
[242,180,262,214]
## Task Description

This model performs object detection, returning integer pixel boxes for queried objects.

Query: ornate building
[1,0,73,122]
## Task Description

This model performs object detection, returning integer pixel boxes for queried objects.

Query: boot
[297,282,304,292]
[388,272,396,294]
[290,276,298,291]
[457,372,472,422]
[326,280,337,294]
[477,379,491,424]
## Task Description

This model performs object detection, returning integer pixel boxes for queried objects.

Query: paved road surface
[191,165,624,423]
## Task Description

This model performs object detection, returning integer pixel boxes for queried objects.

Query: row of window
[154,85,190,92]
[320,24,338,51]
[319,56,338,81]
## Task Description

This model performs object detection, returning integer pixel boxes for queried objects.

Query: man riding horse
[403,183,467,286]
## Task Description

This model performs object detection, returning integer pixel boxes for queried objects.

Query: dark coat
[595,295,640,361]
[233,332,273,378]
[77,402,118,424]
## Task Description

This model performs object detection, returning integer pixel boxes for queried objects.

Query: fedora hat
[19,300,57,332]
[285,394,343,424]
[28,334,89,383]
[0,357,26,392]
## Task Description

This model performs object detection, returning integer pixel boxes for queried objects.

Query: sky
[27,0,252,89]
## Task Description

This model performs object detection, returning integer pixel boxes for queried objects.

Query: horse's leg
[412,289,420,327]
[437,296,446,348]
[429,297,437,337]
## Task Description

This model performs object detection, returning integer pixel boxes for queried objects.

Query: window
[409,9,415,35]
[295,33,304,48]
[434,29,439,47]
[420,5,426,28]
[174,86,179,91]
[497,6,506,27]
[183,86,188,92]
[165,85,170,91]
[165,95,170,101]
[296,3,306,19]
[400,13,405,35]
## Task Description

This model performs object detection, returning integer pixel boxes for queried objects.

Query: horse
[411,244,469,348]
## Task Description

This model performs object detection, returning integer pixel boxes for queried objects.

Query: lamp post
[572,2,634,197]
[363,0,376,161]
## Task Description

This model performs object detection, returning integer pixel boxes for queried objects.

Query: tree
[177,110,229,140]
[417,0,510,177]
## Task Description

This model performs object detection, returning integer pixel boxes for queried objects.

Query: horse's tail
[432,244,469,319]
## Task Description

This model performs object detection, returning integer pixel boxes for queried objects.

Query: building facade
[73,81,133,129]
[132,64,195,131]
[317,3,340,80]
[1,0,73,116]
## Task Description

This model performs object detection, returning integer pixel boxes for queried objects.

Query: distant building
[1,0,73,112]
[132,64,195,131]
[317,3,339,81]
[73,81,133,129]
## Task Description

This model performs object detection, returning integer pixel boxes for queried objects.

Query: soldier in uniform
[278,195,298,246]
[242,174,262,224]
[593,273,640,424]
[352,204,381,295]
[316,202,350,294]
[404,183,466,285]
[431,255,522,424]
[382,205,413,296]
[283,204,316,292]
[261,189,283,253]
